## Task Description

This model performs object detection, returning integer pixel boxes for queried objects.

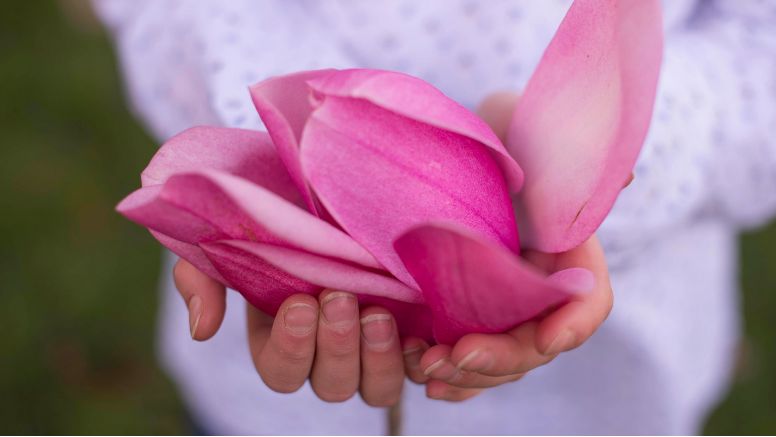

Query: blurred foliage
[0,0,774,434]
[0,0,184,434]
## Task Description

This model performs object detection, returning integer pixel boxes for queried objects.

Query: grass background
[1,0,774,434]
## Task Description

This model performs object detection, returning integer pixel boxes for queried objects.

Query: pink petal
[301,96,518,288]
[141,126,302,206]
[249,70,336,214]
[202,241,433,339]
[117,184,227,243]
[360,295,433,341]
[200,241,319,315]
[117,170,382,269]
[507,0,663,252]
[394,222,594,344]
[150,230,229,286]
[215,240,423,304]
[307,69,525,192]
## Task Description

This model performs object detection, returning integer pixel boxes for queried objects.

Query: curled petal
[308,69,525,192]
[394,222,594,344]
[141,126,302,206]
[202,241,432,338]
[150,230,229,286]
[508,0,663,252]
[117,170,382,269]
[200,241,319,315]
[301,96,518,288]
[250,70,336,214]
[214,240,423,304]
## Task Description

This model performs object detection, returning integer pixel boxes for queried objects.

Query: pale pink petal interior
[508,0,663,252]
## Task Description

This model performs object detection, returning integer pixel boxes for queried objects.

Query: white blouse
[95,0,776,434]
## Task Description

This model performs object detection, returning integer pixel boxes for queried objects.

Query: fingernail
[456,349,493,372]
[283,303,317,336]
[423,358,447,376]
[423,358,461,382]
[403,346,422,356]
[188,295,202,340]
[544,329,576,355]
[321,292,357,327]
[403,344,423,370]
[360,314,394,351]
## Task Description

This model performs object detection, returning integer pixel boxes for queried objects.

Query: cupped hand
[172,259,405,406]
[402,234,613,401]
[397,91,616,401]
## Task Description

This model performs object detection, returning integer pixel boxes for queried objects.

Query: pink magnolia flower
[117,0,662,344]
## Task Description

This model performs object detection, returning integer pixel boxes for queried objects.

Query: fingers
[623,172,635,188]
[534,236,613,356]
[445,322,555,379]
[426,380,483,402]
[249,295,319,393]
[173,258,226,340]
[421,343,529,388]
[476,91,520,143]
[310,291,361,402]
[358,307,404,407]
[402,337,431,384]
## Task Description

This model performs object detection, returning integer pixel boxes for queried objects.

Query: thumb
[476,91,520,143]
[173,258,227,340]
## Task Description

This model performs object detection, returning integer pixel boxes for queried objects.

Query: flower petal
[200,241,319,315]
[140,126,302,206]
[301,96,518,288]
[201,241,433,339]
[361,295,433,341]
[307,69,525,192]
[117,170,382,269]
[117,184,226,243]
[394,222,594,344]
[508,0,663,252]
[150,230,229,286]
[249,70,336,214]
[215,240,423,304]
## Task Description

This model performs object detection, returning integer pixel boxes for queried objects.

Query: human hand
[172,259,405,406]
[401,234,613,401]
[398,92,616,401]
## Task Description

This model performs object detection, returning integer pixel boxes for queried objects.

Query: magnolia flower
[117,0,662,344]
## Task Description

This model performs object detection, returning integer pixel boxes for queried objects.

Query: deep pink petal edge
[394,222,594,344]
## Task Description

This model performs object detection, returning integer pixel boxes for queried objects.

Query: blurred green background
[0,0,774,434]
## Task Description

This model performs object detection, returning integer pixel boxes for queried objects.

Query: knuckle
[321,334,359,359]
[276,342,313,365]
